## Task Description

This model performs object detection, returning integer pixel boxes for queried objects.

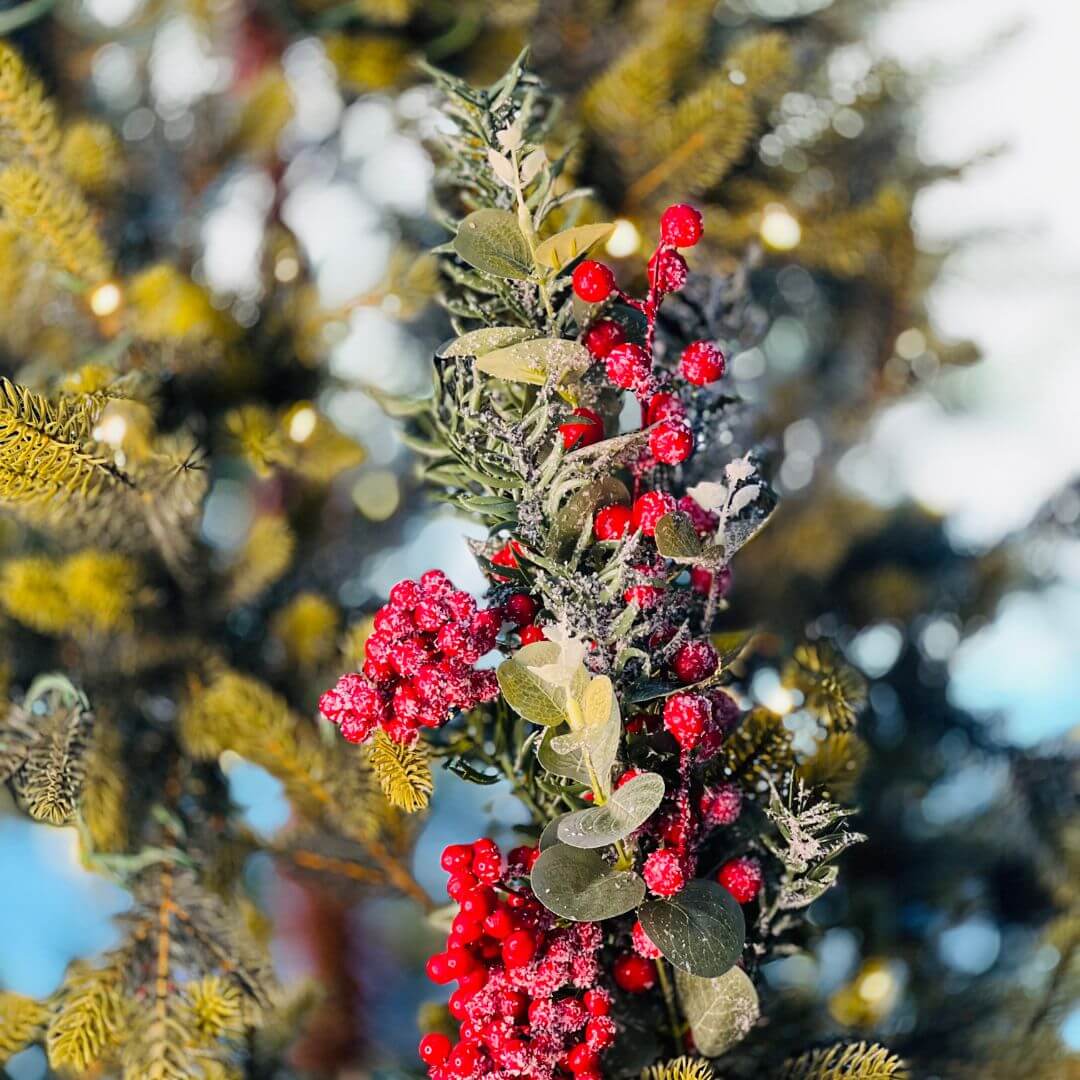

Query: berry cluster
[319,571,499,744]
[564,204,727,473]
[421,839,615,1080]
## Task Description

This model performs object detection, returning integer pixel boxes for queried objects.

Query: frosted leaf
[687,481,727,513]
[527,623,590,691]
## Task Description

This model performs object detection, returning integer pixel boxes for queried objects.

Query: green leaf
[530,843,645,921]
[654,512,704,560]
[477,338,592,386]
[453,209,533,279]
[549,675,620,796]
[537,726,591,786]
[534,223,615,272]
[556,771,665,849]
[675,965,759,1057]
[496,658,570,726]
[710,629,756,669]
[538,815,564,850]
[440,326,540,358]
[638,879,745,977]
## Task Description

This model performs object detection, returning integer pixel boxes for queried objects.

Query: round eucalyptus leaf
[675,965,759,1056]
[496,658,569,727]
[557,772,665,849]
[638,879,745,977]
[538,815,564,850]
[453,209,533,279]
[653,512,704,560]
[530,843,645,921]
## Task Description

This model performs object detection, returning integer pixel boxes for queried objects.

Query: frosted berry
[643,848,686,897]
[699,782,743,827]
[691,564,731,596]
[519,624,546,645]
[680,340,725,385]
[717,856,763,904]
[605,342,651,392]
[583,318,626,359]
[572,260,616,303]
[632,919,663,958]
[631,490,676,536]
[624,584,663,610]
[660,203,704,247]
[649,419,694,465]
[504,593,538,627]
[585,1015,617,1051]
[646,392,687,426]
[560,407,605,450]
[672,639,719,684]
[613,953,657,993]
[595,504,632,541]
[418,1032,451,1066]
[648,248,688,293]
[663,693,711,751]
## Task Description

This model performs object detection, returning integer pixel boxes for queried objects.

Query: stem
[510,147,557,327]
[654,958,682,1044]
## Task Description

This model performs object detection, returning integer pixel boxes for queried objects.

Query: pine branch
[781,1041,910,1079]
[0,42,60,167]
[368,728,434,812]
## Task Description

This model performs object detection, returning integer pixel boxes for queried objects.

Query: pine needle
[0,990,49,1061]
[59,119,123,194]
[46,960,127,1073]
[369,729,434,813]
[186,976,244,1045]
[642,1056,715,1080]
[782,1041,910,1079]
[226,514,296,605]
[0,42,61,167]
[783,642,867,734]
[0,162,110,282]
[271,592,340,670]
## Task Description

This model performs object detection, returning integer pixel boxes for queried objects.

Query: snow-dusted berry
[699,782,743,826]
[649,419,694,465]
[660,203,704,247]
[583,318,625,359]
[631,490,676,536]
[663,693,711,751]
[605,342,651,393]
[680,340,725,385]
[643,848,686,897]
[647,248,688,293]
[572,260,616,303]
[560,407,605,450]
[671,639,719,684]
[717,856,763,904]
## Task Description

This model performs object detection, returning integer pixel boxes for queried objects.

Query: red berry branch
[321,62,865,1078]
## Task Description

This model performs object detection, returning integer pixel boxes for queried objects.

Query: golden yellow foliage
[226,514,296,605]
[642,1058,715,1080]
[783,642,867,734]
[271,592,339,670]
[0,162,111,283]
[187,976,244,1044]
[325,33,412,91]
[59,120,123,194]
[231,68,294,158]
[798,733,870,802]
[0,42,60,167]
[0,991,48,1061]
[782,1041,909,1079]
[80,718,128,854]
[369,729,433,813]
[0,550,144,636]
[126,263,239,345]
[46,960,127,1073]
[224,404,285,476]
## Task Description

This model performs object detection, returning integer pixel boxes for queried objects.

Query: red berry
[419,1032,452,1066]
[519,624,546,645]
[566,1043,600,1074]
[663,693,710,751]
[447,872,478,900]
[583,318,626,359]
[717,856,764,904]
[624,584,663,610]
[585,1015,617,1051]
[646,392,686,426]
[631,490,676,536]
[649,419,694,465]
[604,342,651,392]
[615,767,642,789]
[459,889,492,922]
[680,340,725,385]
[560,407,605,451]
[699,782,743,826]
[502,929,536,968]
[504,593,538,627]
[441,844,474,873]
[426,951,452,984]
[473,854,502,886]
[631,919,662,959]
[572,259,616,303]
[448,1040,481,1074]
[660,204,704,247]
[613,953,657,993]
[671,639,719,684]
[643,848,686,897]
[491,540,523,568]
[594,504,632,541]
[483,906,513,939]
[648,248,688,293]
[583,988,611,1016]
[508,845,539,873]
